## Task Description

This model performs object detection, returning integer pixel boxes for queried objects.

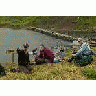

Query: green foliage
[0,16,52,28]
[76,16,96,30]
[82,69,96,80]
[0,16,96,30]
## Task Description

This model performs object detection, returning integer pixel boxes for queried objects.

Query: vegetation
[0,16,96,80]
[0,16,52,29]
[76,16,96,30]
[0,49,96,80]
[0,16,96,31]
[82,69,96,80]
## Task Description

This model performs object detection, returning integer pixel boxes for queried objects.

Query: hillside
[0,16,96,33]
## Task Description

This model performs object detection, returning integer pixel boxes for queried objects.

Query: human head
[77,38,83,45]
[39,44,44,51]
[23,43,29,52]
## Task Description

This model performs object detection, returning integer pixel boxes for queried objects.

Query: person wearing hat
[13,43,32,73]
[68,38,93,66]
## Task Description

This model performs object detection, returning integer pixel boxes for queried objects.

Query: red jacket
[38,47,55,63]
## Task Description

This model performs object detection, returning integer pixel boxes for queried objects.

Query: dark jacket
[17,48,30,66]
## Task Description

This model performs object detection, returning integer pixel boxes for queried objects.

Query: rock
[26,27,77,42]
[27,26,36,31]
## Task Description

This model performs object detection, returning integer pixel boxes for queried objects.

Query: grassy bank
[0,16,96,32]
[0,49,96,80]
[0,16,53,29]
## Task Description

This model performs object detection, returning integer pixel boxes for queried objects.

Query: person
[58,46,65,61]
[59,46,64,52]
[35,44,55,65]
[32,48,37,55]
[11,43,32,73]
[0,63,6,76]
[68,38,93,66]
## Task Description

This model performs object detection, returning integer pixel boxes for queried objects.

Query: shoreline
[26,26,77,42]
[26,26,96,47]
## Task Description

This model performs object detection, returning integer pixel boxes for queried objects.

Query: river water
[0,28,72,63]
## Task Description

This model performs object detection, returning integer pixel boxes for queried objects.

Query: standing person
[35,44,55,65]
[11,43,32,73]
[68,38,93,66]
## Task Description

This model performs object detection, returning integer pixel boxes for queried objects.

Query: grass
[1,49,96,80]
[1,16,96,31]
[82,56,96,80]
[82,69,96,80]
[0,16,52,29]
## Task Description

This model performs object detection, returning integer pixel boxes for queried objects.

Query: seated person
[59,46,64,52]
[56,46,65,61]
[35,44,55,65]
[17,43,30,66]
[68,38,93,66]
[11,43,32,73]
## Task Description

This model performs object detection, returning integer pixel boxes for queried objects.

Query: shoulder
[17,49,24,53]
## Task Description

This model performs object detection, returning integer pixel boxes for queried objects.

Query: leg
[47,58,54,66]
[26,65,33,72]
[35,57,45,65]
[18,65,29,73]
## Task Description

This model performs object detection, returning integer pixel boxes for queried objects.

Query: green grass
[0,16,52,29]
[1,16,96,31]
[76,16,96,30]
[82,69,96,80]
[0,62,87,80]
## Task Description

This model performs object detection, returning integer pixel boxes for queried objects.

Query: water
[0,28,72,63]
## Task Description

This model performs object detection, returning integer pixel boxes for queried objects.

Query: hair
[23,43,29,48]
[40,44,44,47]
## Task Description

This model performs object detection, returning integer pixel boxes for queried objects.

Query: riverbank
[26,26,77,42]
[0,48,96,80]
[26,26,96,47]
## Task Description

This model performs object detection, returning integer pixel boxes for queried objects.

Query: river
[0,28,72,63]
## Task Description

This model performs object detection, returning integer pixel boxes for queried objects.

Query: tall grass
[1,49,96,80]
